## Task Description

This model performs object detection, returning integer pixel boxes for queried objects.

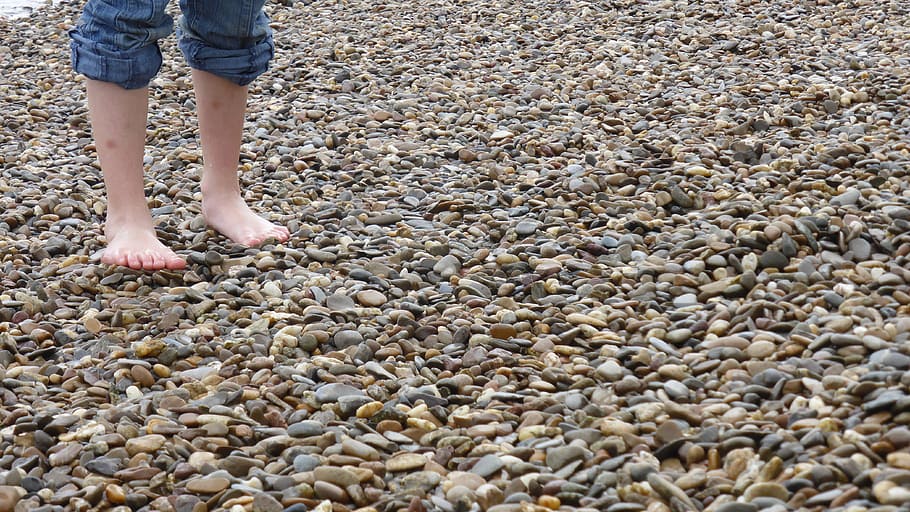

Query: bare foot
[102,226,187,270]
[202,195,290,246]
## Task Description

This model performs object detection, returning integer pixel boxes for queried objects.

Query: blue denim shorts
[70,0,273,89]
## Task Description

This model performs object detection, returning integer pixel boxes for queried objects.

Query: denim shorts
[70,0,274,89]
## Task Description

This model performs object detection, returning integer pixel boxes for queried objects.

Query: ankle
[105,202,153,227]
[202,184,243,202]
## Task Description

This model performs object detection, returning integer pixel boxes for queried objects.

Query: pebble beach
[1,0,910,511]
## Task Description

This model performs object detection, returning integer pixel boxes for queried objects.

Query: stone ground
[1,0,910,511]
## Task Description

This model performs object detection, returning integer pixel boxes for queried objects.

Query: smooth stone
[743,482,789,502]
[714,504,758,512]
[313,481,347,502]
[433,255,461,278]
[314,383,365,403]
[595,361,624,381]
[364,213,402,225]
[287,420,324,437]
[399,471,442,493]
[446,472,486,491]
[830,188,860,206]
[292,455,321,473]
[849,238,872,260]
[883,205,910,220]
[341,438,380,461]
[655,421,684,444]
[85,457,121,476]
[746,340,776,359]
[666,328,693,344]
[326,293,356,312]
[387,453,427,472]
[355,289,387,307]
[314,467,360,488]
[470,454,504,478]
[663,380,689,401]
[546,445,587,471]
[647,473,698,510]
[125,434,166,456]
[333,329,364,349]
[251,493,283,512]
[759,250,789,270]
[516,220,541,236]
[185,477,230,494]
[673,293,698,307]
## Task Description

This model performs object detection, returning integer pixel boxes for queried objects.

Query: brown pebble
[84,316,102,334]
[130,366,155,387]
[0,486,22,512]
[185,477,230,494]
[490,323,517,339]
[105,484,126,505]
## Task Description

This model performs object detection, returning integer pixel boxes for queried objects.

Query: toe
[244,232,265,247]
[272,226,290,241]
[126,252,143,270]
[145,251,165,270]
[107,250,130,268]
[165,254,187,270]
[100,250,115,265]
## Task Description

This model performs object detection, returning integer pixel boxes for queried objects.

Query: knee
[177,33,274,86]
[69,0,173,89]
[177,2,274,86]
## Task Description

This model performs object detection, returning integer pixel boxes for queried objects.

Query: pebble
[185,477,230,494]
[830,188,861,206]
[387,454,427,472]
[315,383,365,403]
[0,1,908,511]
[0,487,22,512]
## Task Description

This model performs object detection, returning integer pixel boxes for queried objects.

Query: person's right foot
[101,225,186,270]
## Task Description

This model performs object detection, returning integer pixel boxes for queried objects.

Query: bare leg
[87,80,186,270]
[193,69,290,246]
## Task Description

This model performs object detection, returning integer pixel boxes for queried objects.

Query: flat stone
[293,455,321,473]
[433,255,461,278]
[714,503,758,512]
[647,473,699,510]
[743,482,789,502]
[326,293,357,312]
[364,213,403,225]
[186,477,230,494]
[315,383,365,403]
[314,467,360,487]
[313,481,347,502]
[355,289,387,306]
[287,420,324,437]
[515,220,540,236]
[545,445,587,471]
[759,250,789,270]
[333,329,364,349]
[673,293,698,307]
[251,493,283,512]
[125,434,166,456]
[387,453,427,472]
[830,188,861,206]
[341,438,380,461]
[470,454,504,478]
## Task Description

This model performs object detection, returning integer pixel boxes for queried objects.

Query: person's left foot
[202,194,290,246]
